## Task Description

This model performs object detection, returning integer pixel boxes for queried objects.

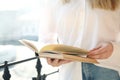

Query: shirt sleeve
[96,42,120,71]
[38,0,60,44]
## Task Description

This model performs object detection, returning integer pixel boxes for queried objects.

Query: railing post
[32,52,42,80]
[2,61,11,80]
[36,57,42,80]
[33,52,59,80]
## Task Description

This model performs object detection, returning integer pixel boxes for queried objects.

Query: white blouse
[39,0,120,80]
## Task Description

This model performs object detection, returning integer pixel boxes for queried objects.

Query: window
[0,1,59,80]
[0,0,41,45]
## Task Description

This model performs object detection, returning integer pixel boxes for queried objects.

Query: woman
[39,0,120,80]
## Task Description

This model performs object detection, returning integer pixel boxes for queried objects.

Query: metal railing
[0,53,59,80]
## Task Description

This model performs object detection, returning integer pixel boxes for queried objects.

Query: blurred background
[0,0,58,80]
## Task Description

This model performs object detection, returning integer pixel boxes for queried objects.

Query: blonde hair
[62,0,120,10]
[61,0,70,4]
[90,0,120,10]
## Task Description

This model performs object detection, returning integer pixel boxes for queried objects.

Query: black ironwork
[41,69,59,80]
[0,56,37,69]
[0,52,59,80]
[35,57,42,80]
[2,61,11,80]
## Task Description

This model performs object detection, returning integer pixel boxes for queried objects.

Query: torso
[56,0,120,50]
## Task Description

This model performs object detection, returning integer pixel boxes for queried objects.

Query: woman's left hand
[87,42,113,59]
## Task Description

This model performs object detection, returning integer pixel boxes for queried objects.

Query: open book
[19,39,98,64]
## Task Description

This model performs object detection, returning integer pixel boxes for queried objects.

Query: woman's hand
[46,58,72,67]
[87,42,113,59]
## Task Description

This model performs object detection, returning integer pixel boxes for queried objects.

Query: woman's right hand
[46,58,72,67]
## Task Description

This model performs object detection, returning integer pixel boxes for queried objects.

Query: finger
[88,47,106,56]
[88,42,109,54]
[51,59,66,67]
[52,59,60,64]
[58,59,72,64]
[51,59,72,67]
[87,51,110,59]
[47,58,63,67]
[46,58,55,65]
[46,58,60,67]
[51,59,61,67]
[89,46,101,52]
[46,57,72,67]
[88,54,109,59]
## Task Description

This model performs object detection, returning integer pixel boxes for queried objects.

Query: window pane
[0,0,40,45]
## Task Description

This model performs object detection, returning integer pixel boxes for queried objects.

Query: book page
[40,44,88,55]
[63,54,98,64]
[39,51,64,59]
[19,39,39,53]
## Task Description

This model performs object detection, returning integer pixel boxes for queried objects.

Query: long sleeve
[94,8,120,71]
[38,0,60,44]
